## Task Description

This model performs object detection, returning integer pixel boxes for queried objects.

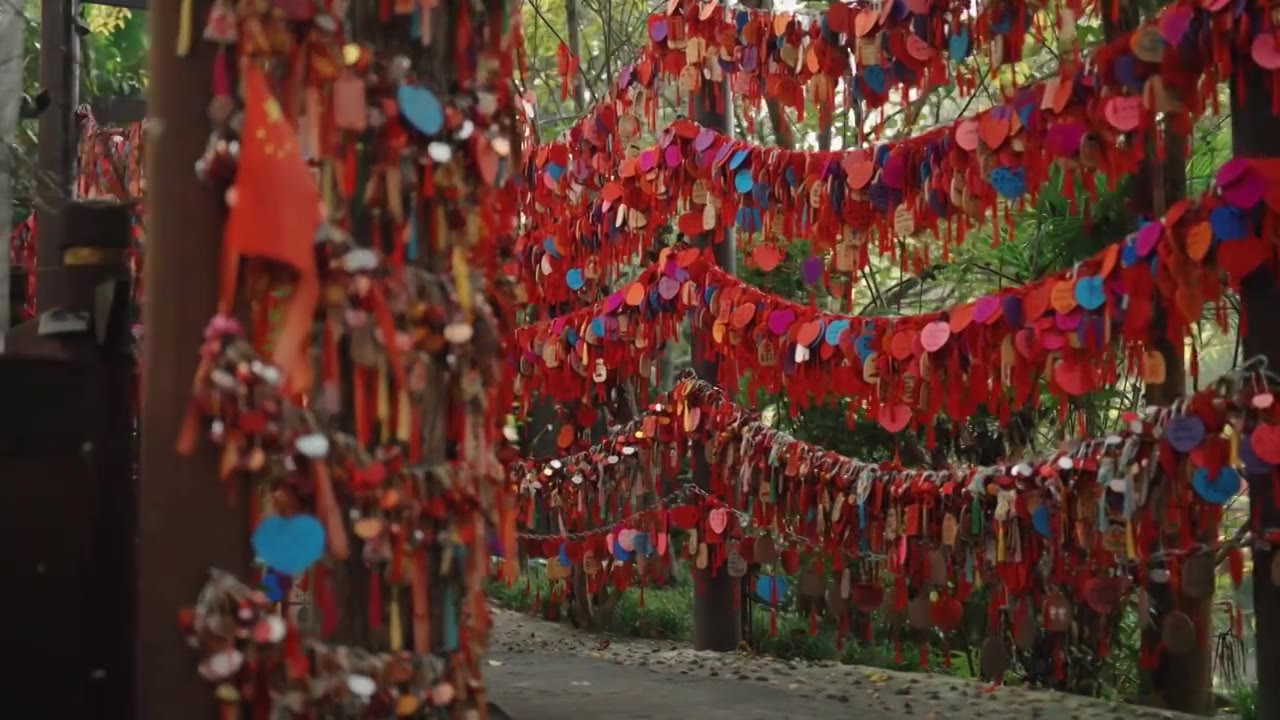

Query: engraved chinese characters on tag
[726,546,748,578]
[1043,592,1072,633]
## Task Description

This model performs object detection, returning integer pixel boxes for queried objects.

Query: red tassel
[894,635,903,665]
[919,642,929,669]
[639,583,646,609]
[770,608,778,637]
[809,607,819,636]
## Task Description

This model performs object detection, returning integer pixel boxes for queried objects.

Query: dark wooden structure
[2,201,137,718]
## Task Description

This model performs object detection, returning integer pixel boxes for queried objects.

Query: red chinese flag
[221,64,320,394]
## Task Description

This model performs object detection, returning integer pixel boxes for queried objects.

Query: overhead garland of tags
[518,0,1270,310]
[509,370,1278,677]
[175,0,524,717]
[537,0,1087,147]
[515,159,1278,434]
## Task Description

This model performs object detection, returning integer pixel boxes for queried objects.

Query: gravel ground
[485,608,1208,720]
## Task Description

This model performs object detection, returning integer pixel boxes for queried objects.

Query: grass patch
[488,563,968,676]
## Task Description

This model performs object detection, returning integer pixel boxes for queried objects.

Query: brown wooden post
[137,2,249,718]
[35,0,80,311]
[1231,51,1280,720]
[691,77,740,652]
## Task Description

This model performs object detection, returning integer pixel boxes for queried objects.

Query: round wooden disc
[908,593,934,630]
[882,587,907,627]
[979,636,1010,681]
[800,571,826,597]
[927,550,947,587]
[1181,555,1215,599]
[755,535,779,564]
[1014,609,1037,651]
[1162,610,1197,655]
[826,584,848,616]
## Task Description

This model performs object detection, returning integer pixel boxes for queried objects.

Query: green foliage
[10,4,149,222]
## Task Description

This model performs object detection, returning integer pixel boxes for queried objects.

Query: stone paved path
[485,609,1211,720]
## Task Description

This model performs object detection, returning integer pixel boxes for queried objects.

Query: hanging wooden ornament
[907,592,934,631]
[979,636,1010,681]
[1181,555,1216,599]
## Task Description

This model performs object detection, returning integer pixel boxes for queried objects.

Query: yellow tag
[996,523,1006,562]
[389,588,403,651]
[1125,520,1137,561]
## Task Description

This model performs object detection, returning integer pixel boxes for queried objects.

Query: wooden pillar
[1231,52,1280,720]
[35,0,80,312]
[691,77,740,652]
[137,2,249,718]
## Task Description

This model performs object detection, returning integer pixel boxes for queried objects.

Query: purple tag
[1165,414,1206,453]
[1001,295,1024,328]
[1055,309,1081,331]
[802,256,824,284]
[1045,123,1085,157]
[694,128,716,153]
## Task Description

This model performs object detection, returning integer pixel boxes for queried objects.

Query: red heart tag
[931,597,964,633]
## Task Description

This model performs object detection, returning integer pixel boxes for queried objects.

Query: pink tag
[955,120,980,152]
[920,320,951,351]
[973,295,1001,324]
[1135,221,1162,257]
[1041,330,1065,350]
[1054,309,1082,331]
[1045,123,1084,157]
[709,508,728,534]
[664,144,683,168]
[1158,6,1192,45]
[618,529,637,552]
[767,308,797,336]
[1104,96,1142,132]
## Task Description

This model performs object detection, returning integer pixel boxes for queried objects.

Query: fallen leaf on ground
[867,673,890,683]
[487,659,504,667]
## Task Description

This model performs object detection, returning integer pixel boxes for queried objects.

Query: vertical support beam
[691,77,739,652]
[138,2,248,718]
[35,0,80,312]
[1231,54,1280,720]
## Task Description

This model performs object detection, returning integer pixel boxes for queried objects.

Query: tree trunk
[35,0,78,312]
[691,74,740,652]
[1231,49,1280,720]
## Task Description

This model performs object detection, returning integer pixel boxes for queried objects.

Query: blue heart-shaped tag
[734,169,754,194]
[1165,415,1206,453]
[252,514,325,577]
[736,206,762,232]
[632,532,652,556]
[825,318,851,345]
[566,268,585,291]
[862,65,887,94]
[612,541,634,562]
[1192,466,1242,504]
[397,84,444,135]
[989,166,1026,199]
[1031,506,1052,538]
[1074,275,1106,310]
[1210,205,1249,241]
[558,543,571,567]
[755,574,790,603]
[948,27,972,61]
